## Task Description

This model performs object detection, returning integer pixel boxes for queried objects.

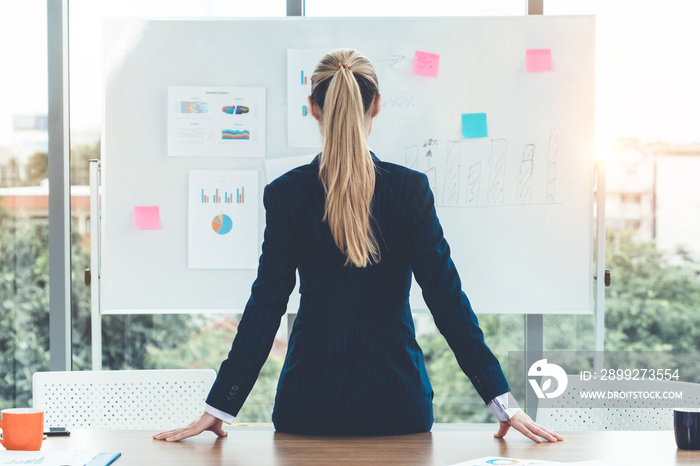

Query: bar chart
[200,187,244,204]
[188,170,259,269]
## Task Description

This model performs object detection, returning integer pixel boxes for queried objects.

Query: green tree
[25,152,48,186]
[0,215,202,407]
[145,316,284,422]
[417,314,523,423]
[0,219,50,408]
[605,230,700,352]
[0,157,22,187]
[417,231,700,422]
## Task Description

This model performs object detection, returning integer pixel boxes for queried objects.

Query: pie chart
[212,214,233,235]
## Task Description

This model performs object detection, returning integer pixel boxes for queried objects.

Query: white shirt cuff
[487,392,521,422]
[204,403,236,424]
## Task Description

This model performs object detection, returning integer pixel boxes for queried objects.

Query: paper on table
[526,48,552,72]
[0,450,101,466]
[564,462,630,466]
[412,50,440,77]
[134,206,161,229]
[451,457,557,466]
[451,457,630,466]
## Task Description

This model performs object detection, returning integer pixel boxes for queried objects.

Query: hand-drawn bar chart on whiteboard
[403,128,563,208]
[188,170,259,269]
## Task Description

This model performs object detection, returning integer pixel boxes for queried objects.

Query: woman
[155,49,562,442]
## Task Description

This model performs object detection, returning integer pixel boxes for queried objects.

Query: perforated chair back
[33,369,216,430]
[535,375,700,431]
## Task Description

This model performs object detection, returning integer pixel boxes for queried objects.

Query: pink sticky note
[526,49,552,72]
[134,206,161,229]
[412,51,440,78]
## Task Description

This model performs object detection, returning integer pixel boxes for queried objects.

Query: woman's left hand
[494,410,564,443]
[153,411,228,442]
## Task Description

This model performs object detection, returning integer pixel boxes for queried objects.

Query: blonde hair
[311,49,380,267]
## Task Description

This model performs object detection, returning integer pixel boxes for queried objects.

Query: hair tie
[334,63,351,72]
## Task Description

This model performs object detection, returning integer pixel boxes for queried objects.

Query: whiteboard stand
[525,161,606,418]
[89,159,102,370]
[594,161,608,367]
[524,314,543,419]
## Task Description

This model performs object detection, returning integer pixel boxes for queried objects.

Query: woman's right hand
[494,410,563,443]
[153,411,228,442]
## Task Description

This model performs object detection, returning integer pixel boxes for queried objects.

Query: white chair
[33,369,216,430]
[535,374,700,430]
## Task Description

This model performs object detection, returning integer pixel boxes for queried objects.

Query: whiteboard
[102,16,595,314]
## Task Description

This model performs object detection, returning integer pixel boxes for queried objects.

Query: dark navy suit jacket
[206,154,509,415]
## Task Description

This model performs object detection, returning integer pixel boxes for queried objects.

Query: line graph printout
[188,170,259,269]
[287,49,327,148]
[168,86,266,157]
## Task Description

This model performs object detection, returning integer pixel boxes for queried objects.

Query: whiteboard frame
[99,15,596,316]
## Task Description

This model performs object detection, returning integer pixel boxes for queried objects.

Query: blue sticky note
[461,113,488,138]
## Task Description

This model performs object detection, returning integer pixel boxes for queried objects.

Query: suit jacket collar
[311,151,380,165]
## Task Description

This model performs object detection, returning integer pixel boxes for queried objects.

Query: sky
[1,0,699,146]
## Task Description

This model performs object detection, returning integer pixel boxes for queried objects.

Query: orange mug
[0,408,44,451]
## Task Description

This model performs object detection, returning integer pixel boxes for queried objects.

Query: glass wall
[37,0,698,425]
[542,1,700,354]
[68,0,286,422]
[66,0,535,426]
[0,0,50,408]
[413,313,524,422]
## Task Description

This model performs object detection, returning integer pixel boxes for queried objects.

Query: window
[0,0,50,408]
[43,0,699,425]
[68,0,286,422]
[546,1,700,354]
[414,313,524,422]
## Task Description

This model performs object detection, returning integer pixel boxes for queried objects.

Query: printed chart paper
[451,458,556,466]
[451,458,622,466]
[188,170,259,269]
[0,450,104,466]
[287,49,326,148]
[168,87,266,157]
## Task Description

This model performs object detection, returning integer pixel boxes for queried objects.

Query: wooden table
[40,425,700,465]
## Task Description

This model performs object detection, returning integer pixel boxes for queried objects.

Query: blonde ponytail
[310,49,380,268]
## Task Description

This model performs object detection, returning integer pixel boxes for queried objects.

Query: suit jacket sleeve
[406,172,510,404]
[206,181,297,416]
